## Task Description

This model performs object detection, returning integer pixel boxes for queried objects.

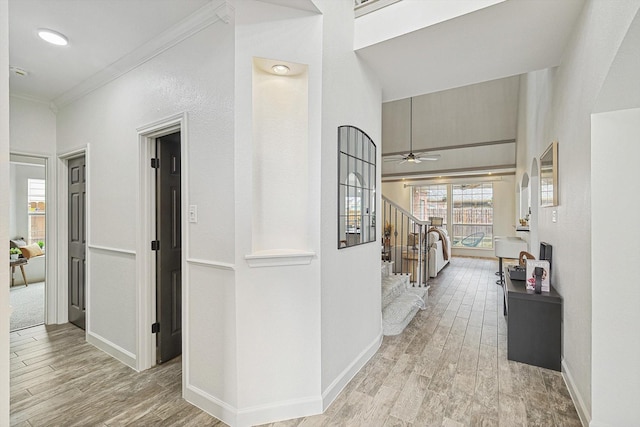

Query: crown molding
[53,0,234,109]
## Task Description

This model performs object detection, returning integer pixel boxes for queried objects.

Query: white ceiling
[9,0,210,103]
[355,0,586,102]
[9,0,586,108]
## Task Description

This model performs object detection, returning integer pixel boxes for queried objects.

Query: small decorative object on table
[10,247,21,260]
[384,221,393,237]
[525,259,550,292]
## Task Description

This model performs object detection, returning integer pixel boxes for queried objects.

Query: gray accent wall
[382,76,519,177]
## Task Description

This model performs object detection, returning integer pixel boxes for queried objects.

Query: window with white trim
[411,182,493,248]
[451,183,493,248]
[27,178,46,246]
[412,184,447,224]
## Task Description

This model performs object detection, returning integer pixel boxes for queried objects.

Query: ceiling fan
[383,97,441,164]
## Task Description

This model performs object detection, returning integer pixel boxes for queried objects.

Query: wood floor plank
[388,372,429,423]
[10,387,84,425]
[355,355,394,397]
[498,392,528,426]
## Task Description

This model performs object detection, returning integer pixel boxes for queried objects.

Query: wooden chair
[10,257,29,287]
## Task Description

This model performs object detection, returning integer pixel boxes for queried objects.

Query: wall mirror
[338,126,376,249]
[540,141,558,207]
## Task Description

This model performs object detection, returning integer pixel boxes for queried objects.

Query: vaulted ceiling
[355,0,586,102]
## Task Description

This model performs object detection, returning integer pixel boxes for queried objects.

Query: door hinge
[151,158,160,168]
[151,322,160,334]
[151,240,160,251]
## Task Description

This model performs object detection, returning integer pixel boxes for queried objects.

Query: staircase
[380,196,430,335]
[381,195,429,286]
[381,261,426,335]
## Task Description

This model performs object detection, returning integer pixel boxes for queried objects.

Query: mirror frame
[337,125,377,249]
[540,141,558,207]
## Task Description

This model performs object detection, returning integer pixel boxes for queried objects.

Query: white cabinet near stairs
[381,261,428,335]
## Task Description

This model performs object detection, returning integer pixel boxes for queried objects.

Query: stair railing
[381,195,430,286]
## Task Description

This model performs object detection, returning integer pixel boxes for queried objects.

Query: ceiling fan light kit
[384,97,441,164]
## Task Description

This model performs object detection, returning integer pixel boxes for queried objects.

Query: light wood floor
[10,257,581,426]
[267,257,582,426]
[10,325,224,426]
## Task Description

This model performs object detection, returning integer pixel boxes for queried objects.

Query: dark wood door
[68,156,86,329]
[156,132,182,363]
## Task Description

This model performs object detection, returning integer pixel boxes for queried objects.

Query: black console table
[504,270,562,371]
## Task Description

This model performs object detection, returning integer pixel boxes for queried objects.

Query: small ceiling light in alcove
[271,64,290,75]
[37,28,69,46]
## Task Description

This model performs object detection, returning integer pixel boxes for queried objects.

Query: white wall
[590,9,640,426]
[233,2,323,424]
[382,181,410,209]
[591,108,640,427]
[9,97,56,155]
[0,1,11,423]
[56,12,237,411]
[514,1,640,423]
[316,0,383,407]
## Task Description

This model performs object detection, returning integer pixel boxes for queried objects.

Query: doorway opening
[154,131,183,364]
[136,113,186,372]
[67,155,86,330]
[9,154,48,332]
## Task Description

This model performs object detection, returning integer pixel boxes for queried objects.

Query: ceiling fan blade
[383,156,404,162]
[399,159,408,165]
[413,159,421,164]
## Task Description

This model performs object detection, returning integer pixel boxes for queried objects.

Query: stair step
[382,274,410,309]
[382,287,428,336]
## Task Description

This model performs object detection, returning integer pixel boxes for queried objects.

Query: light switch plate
[552,210,557,223]
[189,205,198,223]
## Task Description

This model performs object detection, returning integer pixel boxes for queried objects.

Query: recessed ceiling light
[271,64,290,75]
[37,28,68,46]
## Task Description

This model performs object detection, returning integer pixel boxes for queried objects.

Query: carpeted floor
[10,281,45,331]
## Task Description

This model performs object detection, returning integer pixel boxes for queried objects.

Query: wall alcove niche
[338,126,376,249]
[245,57,315,267]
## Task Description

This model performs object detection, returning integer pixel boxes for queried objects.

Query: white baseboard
[184,383,322,427]
[86,331,137,370]
[321,331,383,410]
[562,359,590,427]
[182,331,382,426]
[184,384,237,426]
[236,395,322,427]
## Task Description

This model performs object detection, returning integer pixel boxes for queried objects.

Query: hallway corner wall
[0,1,11,423]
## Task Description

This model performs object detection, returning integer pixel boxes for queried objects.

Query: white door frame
[57,146,89,328]
[9,151,57,324]
[136,112,188,372]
